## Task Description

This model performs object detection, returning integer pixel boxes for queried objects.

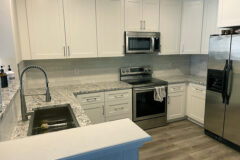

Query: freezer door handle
[222,60,228,104]
[226,60,233,105]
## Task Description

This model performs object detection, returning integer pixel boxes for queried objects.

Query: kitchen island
[0,119,151,160]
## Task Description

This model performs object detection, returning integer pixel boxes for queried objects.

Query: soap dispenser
[0,66,8,88]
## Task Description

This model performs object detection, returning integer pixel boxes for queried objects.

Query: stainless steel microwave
[124,31,160,54]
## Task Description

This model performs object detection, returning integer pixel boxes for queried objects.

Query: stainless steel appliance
[120,66,168,129]
[124,32,160,54]
[205,34,240,151]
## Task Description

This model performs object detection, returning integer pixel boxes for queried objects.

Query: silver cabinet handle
[167,96,170,104]
[114,107,124,111]
[143,20,146,30]
[63,46,66,57]
[68,46,70,57]
[86,98,97,102]
[102,105,105,115]
[140,20,143,30]
[114,94,124,98]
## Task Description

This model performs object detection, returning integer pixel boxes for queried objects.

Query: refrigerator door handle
[222,60,228,104]
[226,60,233,105]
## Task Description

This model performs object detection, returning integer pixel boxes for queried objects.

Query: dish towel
[154,86,166,102]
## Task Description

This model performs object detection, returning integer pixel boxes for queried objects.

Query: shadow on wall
[21,54,191,88]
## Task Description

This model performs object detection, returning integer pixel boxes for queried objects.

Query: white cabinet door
[181,0,204,54]
[83,104,105,124]
[26,0,66,59]
[187,84,206,124]
[218,0,240,28]
[64,0,98,58]
[167,83,186,121]
[201,0,220,54]
[96,0,124,57]
[168,92,186,121]
[125,0,142,31]
[159,0,182,55]
[142,0,159,32]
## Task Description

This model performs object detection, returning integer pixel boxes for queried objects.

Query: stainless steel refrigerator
[205,34,240,150]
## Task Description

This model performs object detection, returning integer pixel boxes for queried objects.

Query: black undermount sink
[28,104,79,136]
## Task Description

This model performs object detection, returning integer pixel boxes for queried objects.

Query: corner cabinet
[187,83,206,125]
[218,0,240,28]
[180,0,204,55]
[167,83,186,121]
[201,0,220,54]
[77,92,105,124]
[159,0,182,55]
[125,0,159,32]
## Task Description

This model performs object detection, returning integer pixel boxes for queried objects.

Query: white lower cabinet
[77,89,132,124]
[82,103,105,124]
[167,84,186,121]
[104,89,132,121]
[187,83,206,125]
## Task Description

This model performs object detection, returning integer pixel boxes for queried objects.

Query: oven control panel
[120,66,152,76]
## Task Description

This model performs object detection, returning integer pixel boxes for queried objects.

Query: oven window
[136,90,166,118]
[128,38,151,50]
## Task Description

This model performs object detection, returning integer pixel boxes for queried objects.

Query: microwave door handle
[151,37,155,52]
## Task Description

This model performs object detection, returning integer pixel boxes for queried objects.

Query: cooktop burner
[120,66,168,87]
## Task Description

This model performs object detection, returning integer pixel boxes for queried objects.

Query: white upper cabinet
[159,0,182,55]
[64,0,98,58]
[142,0,160,32]
[125,0,142,31]
[201,0,220,54]
[26,0,66,59]
[96,0,124,57]
[218,0,240,28]
[180,0,204,54]
[125,0,159,31]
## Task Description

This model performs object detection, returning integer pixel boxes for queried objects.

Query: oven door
[126,36,154,54]
[133,86,167,121]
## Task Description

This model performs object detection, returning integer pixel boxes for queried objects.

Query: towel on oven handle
[154,86,166,102]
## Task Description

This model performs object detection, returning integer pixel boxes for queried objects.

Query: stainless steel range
[120,66,168,130]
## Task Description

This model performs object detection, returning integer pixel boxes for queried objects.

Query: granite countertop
[0,81,19,120]
[155,75,207,86]
[11,81,132,140]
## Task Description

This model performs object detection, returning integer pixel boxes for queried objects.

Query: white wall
[190,55,208,77]
[23,55,191,88]
[0,0,18,76]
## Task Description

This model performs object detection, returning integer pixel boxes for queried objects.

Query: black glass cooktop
[123,78,167,87]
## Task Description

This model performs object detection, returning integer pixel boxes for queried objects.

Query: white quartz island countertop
[0,119,151,160]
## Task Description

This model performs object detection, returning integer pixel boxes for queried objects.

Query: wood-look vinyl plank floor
[139,120,240,160]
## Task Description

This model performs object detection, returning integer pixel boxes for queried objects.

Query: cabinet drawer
[105,100,131,117]
[190,84,206,99]
[105,89,131,102]
[168,84,185,93]
[77,92,104,105]
[82,102,104,110]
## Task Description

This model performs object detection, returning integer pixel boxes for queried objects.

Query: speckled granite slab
[11,81,132,140]
[0,81,19,120]
[155,75,206,86]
